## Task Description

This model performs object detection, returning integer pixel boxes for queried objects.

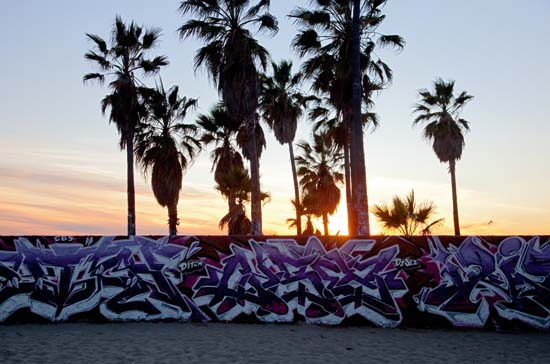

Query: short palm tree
[84,17,168,236]
[178,0,278,235]
[413,79,473,236]
[260,60,311,235]
[292,0,404,236]
[296,132,344,236]
[135,82,200,236]
[216,167,270,235]
[217,168,252,235]
[372,190,443,236]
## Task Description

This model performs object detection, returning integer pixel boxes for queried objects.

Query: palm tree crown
[413,79,473,163]
[135,82,200,236]
[372,190,443,236]
[197,103,243,185]
[291,0,404,114]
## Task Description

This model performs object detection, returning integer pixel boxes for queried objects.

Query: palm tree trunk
[246,115,262,235]
[126,131,136,236]
[167,202,178,237]
[344,126,355,236]
[350,0,370,237]
[449,159,461,236]
[322,213,329,236]
[228,195,237,212]
[288,142,302,235]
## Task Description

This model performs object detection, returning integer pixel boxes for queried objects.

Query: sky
[0,0,549,236]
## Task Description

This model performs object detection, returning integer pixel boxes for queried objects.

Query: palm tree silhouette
[291,0,404,236]
[216,167,270,235]
[296,132,344,236]
[178,0,278,235]
[309,92,380,235]
[83,17,168,236]
[135,82,200,236]
[260,60,311,235]
[198,104,268,235]
[413,79,474,236]
[286,198,317,236]
[372,190,444,236]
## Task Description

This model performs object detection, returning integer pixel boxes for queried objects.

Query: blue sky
[0,0,549,235]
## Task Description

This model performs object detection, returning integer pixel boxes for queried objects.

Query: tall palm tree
[83,17,168,236]
[413,79,473,236]
[372,190,444,236]
[296,132,344,236]
[135,82,200,236]
[292,0,404,236]
[178,0,278,235]
[260,60,310,235]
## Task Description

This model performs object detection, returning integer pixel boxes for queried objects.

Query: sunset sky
[1,0,549,236]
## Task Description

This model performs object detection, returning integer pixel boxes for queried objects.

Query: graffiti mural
[0,235,548,330]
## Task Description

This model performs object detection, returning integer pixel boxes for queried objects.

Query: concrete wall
[0,235,548,330]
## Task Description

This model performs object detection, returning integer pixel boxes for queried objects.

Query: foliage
[84,16,168,147]
[372,190,443,236]
[413,79,473,164]
[179,0,279,234]
[296,132,344,235]
[135,82,200,235]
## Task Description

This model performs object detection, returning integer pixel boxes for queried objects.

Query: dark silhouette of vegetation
[135,82,200,236]
[83,17,168,236]
[197,104,269,235]
[413,79,473,236]
[372,190,443,236]
[78,3,479,238]
[291,0,404,236]
[260,60,311,235]
[296,132,344,236]
[178,0,278,235]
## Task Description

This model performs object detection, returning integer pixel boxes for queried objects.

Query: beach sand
[0,323,548,364]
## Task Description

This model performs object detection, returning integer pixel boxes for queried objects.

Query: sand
[0,323,548,364]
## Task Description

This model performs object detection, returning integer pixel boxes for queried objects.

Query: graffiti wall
[0,235,548,330]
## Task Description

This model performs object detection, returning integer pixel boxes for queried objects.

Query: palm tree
[292,0,404,236]
[260,60,311,235]
[216,167,270,235]
[197,104,268,235]
[134,82,200,236]
[83,17,168,236]
[217,168,252,235]
[197,103,245,225]
[372,190,444,236]
[413,79,473,236]
[296,132,344,236]
[178,0,278,235]
[197,103,243,186]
